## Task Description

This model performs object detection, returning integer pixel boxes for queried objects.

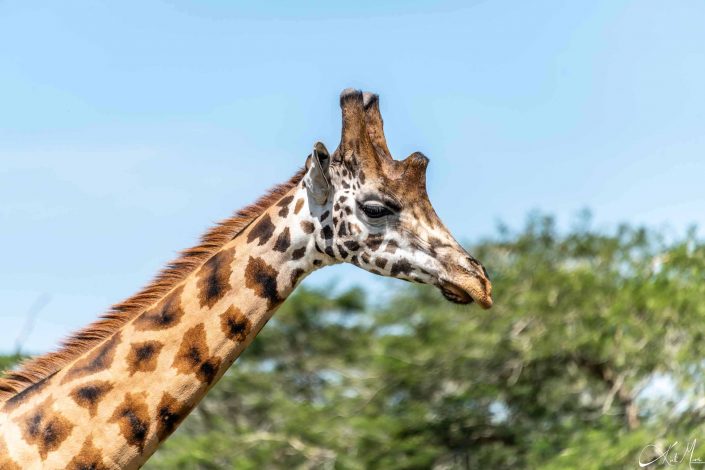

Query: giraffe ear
[304,141,331,205]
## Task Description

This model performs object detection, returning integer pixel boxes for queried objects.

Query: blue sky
[1,0,704,353]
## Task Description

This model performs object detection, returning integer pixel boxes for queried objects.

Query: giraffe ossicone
[0,89,492,468]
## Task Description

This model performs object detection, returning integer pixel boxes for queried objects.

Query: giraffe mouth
[440,282,474,305]
[439,277,493,309]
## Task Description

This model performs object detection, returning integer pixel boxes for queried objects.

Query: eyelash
[360,202,394,218]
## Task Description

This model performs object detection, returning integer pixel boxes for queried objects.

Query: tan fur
[0,168,306,402]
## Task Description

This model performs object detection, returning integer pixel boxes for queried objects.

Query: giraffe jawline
[439,282,474,305]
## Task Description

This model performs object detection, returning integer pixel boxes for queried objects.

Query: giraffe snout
[437,252,493,309]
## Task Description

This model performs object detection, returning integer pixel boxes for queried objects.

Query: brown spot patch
[344,240,360,252]
[155,392,191,441]
[245,256,282,309]
[109,392,150,452]
[196,247,235,308]
[385,240,399,254]
[247,213,276,246]
[127,340,164,376]
[390,259,413,277]
[134,286,185,331]
[173,323,222,385]
[67,437,108,470]
[276,195,295,218]
[291,246,307,260]
[220,306,252,342]
[294,198,304,215]
[18,397,74,460]
[70,380,114,417]
[321,225,334,240]
[62,332,121,383]
[366,234,384,251]
[301,220,315,234]
[375,258,387,269]
[290,268,305,287]
[273,227,291,252]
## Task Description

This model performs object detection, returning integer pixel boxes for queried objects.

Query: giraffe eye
[360,202,394,218]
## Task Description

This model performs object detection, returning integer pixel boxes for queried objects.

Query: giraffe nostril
[466,256,479,265]
[464,256,490,281]
[481,265,490,281]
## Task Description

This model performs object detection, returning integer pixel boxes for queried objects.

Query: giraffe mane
[0,167,306,402]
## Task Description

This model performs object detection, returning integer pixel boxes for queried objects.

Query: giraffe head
[303,89,493,308]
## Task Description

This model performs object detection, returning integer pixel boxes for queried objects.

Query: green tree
[0,354,22,373]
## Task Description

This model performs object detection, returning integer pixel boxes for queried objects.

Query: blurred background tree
[4,214,705,469]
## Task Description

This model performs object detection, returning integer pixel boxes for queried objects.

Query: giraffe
[0,89,493,469]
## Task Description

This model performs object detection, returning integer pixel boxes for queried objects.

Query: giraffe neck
[0,180,332,469]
